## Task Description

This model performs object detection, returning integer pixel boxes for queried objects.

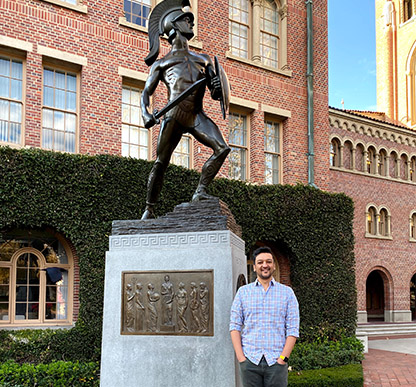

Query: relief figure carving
[147,283,160,332]
[189,282,201,333]
[135,283,145,332]
[176,282,188,332]
[199,282,209,333]
[161,275,174,326]
[125,283,135,332]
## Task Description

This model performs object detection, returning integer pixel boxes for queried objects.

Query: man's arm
[277,336,297,365]
[230,330,246,362]
[278,288,300,364]
[141,61,161,129]
[229,289,246,362]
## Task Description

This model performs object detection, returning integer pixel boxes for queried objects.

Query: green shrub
[0,146,357,360]
[0,360,99,386]
[288,364,363,386]
[290,335,364,371]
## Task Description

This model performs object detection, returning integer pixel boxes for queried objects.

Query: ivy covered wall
[0,147,356,361]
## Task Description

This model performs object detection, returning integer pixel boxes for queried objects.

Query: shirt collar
[254,278,277,286]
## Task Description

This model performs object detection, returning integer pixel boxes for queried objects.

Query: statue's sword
[153,78,206,120]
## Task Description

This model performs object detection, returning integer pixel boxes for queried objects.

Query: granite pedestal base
[100,229,246,387]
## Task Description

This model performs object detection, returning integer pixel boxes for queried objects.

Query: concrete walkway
[363,336,416,386]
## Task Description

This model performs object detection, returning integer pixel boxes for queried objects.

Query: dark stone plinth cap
[112,198,242,238]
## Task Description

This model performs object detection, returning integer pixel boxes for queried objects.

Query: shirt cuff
[229,323,242,332]
[286,329,299,338]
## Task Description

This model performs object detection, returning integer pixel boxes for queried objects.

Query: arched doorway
[411,274,416,321]
[366,271,385,321]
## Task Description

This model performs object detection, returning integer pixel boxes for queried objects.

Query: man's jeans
[239,356,288,387]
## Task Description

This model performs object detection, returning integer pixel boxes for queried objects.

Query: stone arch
[365,266,394,322]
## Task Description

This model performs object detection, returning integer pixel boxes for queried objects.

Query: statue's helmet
[145,0,193,66]
[161,8,194,41]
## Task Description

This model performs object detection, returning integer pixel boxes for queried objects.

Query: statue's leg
[190,112,230,201]
[141,119,182,219]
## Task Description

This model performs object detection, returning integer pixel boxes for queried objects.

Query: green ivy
[0,146,357,362]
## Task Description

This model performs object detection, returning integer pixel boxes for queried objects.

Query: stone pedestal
[100,199,246,387]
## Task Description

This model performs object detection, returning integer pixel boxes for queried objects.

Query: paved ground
[363,337,416,386]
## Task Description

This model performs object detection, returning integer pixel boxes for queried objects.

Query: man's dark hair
[252,246,274,263]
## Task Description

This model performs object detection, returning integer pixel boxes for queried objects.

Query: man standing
[140,0,230,219]
[230,247,299,387]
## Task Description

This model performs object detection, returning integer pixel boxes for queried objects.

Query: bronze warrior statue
[140,0,230,220]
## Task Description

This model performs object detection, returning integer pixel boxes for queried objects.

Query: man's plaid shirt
[229,278,299,366]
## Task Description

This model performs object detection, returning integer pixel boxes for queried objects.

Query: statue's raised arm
[140,0,230,220]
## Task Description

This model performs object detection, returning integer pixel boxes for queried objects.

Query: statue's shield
[214,56,230,119]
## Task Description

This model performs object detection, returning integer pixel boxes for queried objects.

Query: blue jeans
[239,356,288,387]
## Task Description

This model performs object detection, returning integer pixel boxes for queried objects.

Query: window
[330,138,341,167]
[124,0,152,27]
[229,0,249,59]
[379,208,389,236]
[42,68,78,153]
[0,56,23,145]
[367,147,376,174]
[366,205,392,239]
[367,207,376,236]
[379,149,388,176]
[403,0,413,22]
[355,143,365,172]
[260,0,279,68]
[229,111,248,180]
[264,120,280,184]
[343,141,353,170]
[228,0,287,71]
[0,230,73,326]
[172,135,191,168]
[411,157,416,182]
[401,154,409,180]
[122,85,149,159]
[410,212,416,240]
[390,151,399,178]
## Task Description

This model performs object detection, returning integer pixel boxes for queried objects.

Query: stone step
[357,323,416,337]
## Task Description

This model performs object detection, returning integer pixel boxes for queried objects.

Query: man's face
[253,253,275,281]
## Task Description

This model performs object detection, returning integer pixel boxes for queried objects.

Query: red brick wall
[329,112,416,319]
[0,0,328,187]
[0,0,329,321]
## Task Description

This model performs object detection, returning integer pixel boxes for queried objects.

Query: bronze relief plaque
[121,270,214,336]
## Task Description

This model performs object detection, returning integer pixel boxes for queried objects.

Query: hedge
[0,360,99,387]
[289,336,364,371]
[288,364,364,386]
[0,146,357,362]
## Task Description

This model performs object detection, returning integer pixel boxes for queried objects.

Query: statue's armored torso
[159,50,209,115]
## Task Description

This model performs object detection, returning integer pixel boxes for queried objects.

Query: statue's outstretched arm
[141,62,162,129]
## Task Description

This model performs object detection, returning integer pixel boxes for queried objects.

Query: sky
[328,1,377,111]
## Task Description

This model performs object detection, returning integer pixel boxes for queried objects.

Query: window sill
[0,142,23,149]
[40,0,87,14]
[400,15,416,27]
[409,238,416,243]
[0,323,74,330]
[365,233,392,240]
[119,18,203,50]
[226,52,292,77]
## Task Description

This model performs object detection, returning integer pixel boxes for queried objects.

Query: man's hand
[277,357,286,365]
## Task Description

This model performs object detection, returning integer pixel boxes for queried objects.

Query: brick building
[376,0,416,128]
[0,0,328,327]
[328,0,416,327]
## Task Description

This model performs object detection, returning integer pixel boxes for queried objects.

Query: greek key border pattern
[110,231,235,250]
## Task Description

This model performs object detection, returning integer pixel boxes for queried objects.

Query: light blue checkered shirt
[229,279,299,366]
